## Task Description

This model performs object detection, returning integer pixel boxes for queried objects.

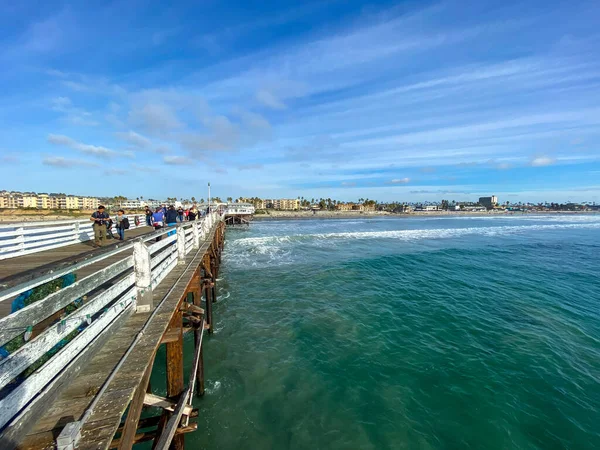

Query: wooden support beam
[204,281,213,334]
[143,394,194,416]
[164,309,184,450]
[200,262,213,279]
[180,303,204,315]
[110,424,197,449]
[193,282,205,397]
[116,410,199,435]
[118,353,157,450]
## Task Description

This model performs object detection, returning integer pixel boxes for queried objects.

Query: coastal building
[266,199,300,210]
[37,193,49,209]
[0,190,100,210]
[335,203,354,211]
[479,196,498,210]
[122,199,145,209]
[415,205,440,211]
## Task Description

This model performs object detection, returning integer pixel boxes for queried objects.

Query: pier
[0,212,227,449]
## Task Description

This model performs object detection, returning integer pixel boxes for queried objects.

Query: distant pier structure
[223,202,255,226]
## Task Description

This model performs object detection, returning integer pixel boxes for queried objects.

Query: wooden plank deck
[17,227,218,450]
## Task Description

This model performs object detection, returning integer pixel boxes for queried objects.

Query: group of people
[145,205,202,241]
[90,204,205,248]
[145,205,201,225]
[90,206,129,247]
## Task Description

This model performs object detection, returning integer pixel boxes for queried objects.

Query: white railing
[0,213,220,434]
[0,214,147,261]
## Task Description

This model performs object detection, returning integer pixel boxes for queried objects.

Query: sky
[0,0,599,203]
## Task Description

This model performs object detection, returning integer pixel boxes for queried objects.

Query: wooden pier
[0,213,226,449]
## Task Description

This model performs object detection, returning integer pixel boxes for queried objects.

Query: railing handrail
[0,217,209,302]
[0,214,144,230]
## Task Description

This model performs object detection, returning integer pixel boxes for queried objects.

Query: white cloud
[390,178,411,184]
[129,103,183,133]
[131,163,159,173]
[48,134,117,158]
[256,89,286,109]
[530,156,556,167]
[43,156,99,168]
[164,155,193,165]
[115,130,152,148]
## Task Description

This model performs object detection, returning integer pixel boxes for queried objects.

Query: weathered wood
[204,280,213,334]
[164,307,184,450]
[143,394,193,416]
[78,228,217,449]
[0,256,134,346]
[110,424,197,449]
[0,273,135,391]
[3,215,223,450]
[134,238,153,314]
[0,303,134,448]
[0,295,135,431]
[117,352,156,450]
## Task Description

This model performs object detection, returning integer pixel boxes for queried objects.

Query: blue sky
[0,0,599,203]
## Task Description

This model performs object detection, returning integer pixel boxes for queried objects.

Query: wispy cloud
[0,154,20,164]
[51,97,98,126]
[43,156,99,168]
[390,178,411,184]
[164,155,193,165]
[115,130,152,148]
[530,156,556,167]
[238,164,264,171]
[48,134,117,158]
[131,163,159,173]
[105,168,128,175]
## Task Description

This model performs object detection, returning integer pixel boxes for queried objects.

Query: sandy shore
[252,210,598,220]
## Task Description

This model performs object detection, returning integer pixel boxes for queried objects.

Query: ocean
[160,214,600,449]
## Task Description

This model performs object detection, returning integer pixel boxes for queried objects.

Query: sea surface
[155,214,600,449]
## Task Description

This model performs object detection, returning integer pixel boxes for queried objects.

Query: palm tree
[191,196,196,203]
[227,197,233,203]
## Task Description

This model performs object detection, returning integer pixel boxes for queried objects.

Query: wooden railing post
[192,221,200,249]
[133,239,153,313]
[16,226,24,256]
[74,221,80,242]
[176,226,186,263]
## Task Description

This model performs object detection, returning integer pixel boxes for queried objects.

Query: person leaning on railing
[90,205,110,247]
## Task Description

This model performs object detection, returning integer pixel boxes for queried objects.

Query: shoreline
[252,210,599,220]
[0,210,597,224]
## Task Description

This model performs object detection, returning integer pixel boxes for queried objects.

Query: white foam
[231,222,600,247]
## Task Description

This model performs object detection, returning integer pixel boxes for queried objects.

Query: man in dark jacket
[165,205,179,237]
[90,205,109,247]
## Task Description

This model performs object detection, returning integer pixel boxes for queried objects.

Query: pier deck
[0,215,225,449]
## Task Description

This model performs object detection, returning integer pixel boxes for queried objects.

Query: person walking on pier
[152,207,165,242]
[177,206,185,222]
[90,205,109,247]
[145,206,152,226]
[165,205,179,237]
[188,205,198,221]
[115,209,128,241]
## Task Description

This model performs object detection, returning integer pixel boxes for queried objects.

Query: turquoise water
[183,215,599,449]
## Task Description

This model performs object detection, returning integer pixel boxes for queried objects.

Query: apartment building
[266,199,300,210]
[0,191,100,210]
[335,203,354,211]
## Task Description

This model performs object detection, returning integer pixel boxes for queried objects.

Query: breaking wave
[230,222,600,247]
